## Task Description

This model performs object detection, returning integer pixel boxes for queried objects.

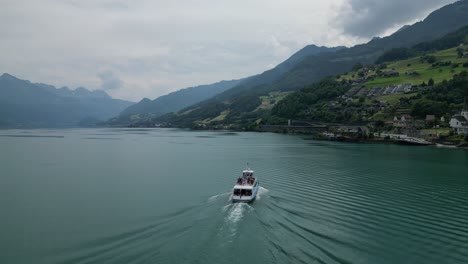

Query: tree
[465,134,468,142]
[421,55,436,64]
[375,120,385,128]
[427,56,436,63]
[352,63,364,71]
[428,78,435,86]
[457,47,464,58]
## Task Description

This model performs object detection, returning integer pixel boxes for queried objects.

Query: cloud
[332,0,457,38]
[4,0,456,101]
[1,0,348,101]
[98,71,123,90]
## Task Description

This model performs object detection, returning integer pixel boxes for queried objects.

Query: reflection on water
[0,134,64,138]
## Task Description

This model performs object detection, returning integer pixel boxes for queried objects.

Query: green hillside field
[341,45,468,87]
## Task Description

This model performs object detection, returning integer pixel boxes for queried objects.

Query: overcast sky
[0,0,457,101]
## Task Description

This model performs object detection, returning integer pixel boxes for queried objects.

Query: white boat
[397,137,433,146]
[232,167,259,203]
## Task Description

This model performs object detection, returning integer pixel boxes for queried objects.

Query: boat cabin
[235,169,256,186]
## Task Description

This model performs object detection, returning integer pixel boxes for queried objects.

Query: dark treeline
[411,71,468,118]
[271,78,351,121]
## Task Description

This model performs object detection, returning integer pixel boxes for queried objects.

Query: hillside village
[343,46,467,134]
[264,44,468,146]
[101,19,468,149]
[148,43,468,147]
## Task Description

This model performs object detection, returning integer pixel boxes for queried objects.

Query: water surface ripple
[0,129,467,264]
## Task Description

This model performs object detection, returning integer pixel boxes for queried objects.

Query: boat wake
[219,203,254,240]
[257,186,269,200]
[207,192,231,203]
[223,203,253,225]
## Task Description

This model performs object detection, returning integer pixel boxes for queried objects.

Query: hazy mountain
[151,0,468,127]
[35,83,111,99]
[0,73,133,128]
[109,44,344,126]
[210,45,345,101]
[111,79,245,125]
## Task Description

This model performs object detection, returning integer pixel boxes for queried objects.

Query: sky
[0,0,457,102]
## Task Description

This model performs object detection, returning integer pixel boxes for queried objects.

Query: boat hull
[232,196,256,203]
[397,139,433,146]
[232,185,259,203]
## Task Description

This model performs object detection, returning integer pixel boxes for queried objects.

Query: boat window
[233,189,241,195]
[245,190,252,196]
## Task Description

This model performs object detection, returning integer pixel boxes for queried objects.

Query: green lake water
[0,128,467,264]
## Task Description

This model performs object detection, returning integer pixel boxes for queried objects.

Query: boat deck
[235,177,256,186]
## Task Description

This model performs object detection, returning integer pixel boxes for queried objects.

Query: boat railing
[236,177,256,186]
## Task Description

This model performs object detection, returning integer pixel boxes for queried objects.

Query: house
[336,126,369,138]
[405,71,419,76]
[383,71,400,78]
[402,83,413,93]
[393,114,414,128]
[401,114,413,122]
[450,109,468,135]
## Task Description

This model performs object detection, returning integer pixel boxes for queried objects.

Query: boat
[397,137,433,146]
[232,166,259,203]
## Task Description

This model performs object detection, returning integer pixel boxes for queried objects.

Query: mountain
[122,45,344,127]
[109,79,246,125]
[0,73,134,128]
[109,44,343,126]
[36,84,111,99]
[376,25,468,64]
[149,0,468,128]
[201,45,345,103]
[271,38,468,124]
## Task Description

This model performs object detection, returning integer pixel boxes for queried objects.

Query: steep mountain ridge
[151,0,468,127]
[112,79,245,124]
[112,44,344,126]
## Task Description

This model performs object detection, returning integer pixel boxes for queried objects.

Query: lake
[1,128,467,264]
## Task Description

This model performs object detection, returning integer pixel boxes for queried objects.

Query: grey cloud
[98,71,123,90]
[0,0,371,101]
[333,0,456,38]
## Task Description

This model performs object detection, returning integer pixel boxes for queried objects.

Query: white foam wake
[256,186,269,200]
[207,192,231,203]
[223,203,253,225]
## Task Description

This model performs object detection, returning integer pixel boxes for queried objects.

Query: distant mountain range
[108,44,344,126]
[107,78,246,126]
[0,73,133,128]
[142,0,468,127]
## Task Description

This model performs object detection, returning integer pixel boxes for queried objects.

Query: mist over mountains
[0,73,133,128]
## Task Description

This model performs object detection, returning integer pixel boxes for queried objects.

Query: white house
[450,109,468,135]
